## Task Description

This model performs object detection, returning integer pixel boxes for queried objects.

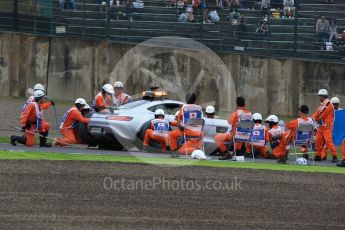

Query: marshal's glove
[50,101,55,106]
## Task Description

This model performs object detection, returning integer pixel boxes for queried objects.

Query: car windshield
[119,100,149,109]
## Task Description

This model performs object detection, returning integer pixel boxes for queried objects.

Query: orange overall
[169,105,203,154]
[169,129,204,154]
[57,106,89,145]
[143,119,169,151]
[285,115,312,139]
[214,107,252,153]
[20,102,50,147]
[94,92,114,112]
[268,125,289,159]
[22,96,52,131]
[22,96,52,113]
[115,92,130,106]
[286,115,314,152]
[312,99,337,159]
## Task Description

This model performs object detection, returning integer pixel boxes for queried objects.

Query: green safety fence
[0,0,344,63]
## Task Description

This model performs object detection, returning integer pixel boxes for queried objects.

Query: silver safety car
[79,94,231,154]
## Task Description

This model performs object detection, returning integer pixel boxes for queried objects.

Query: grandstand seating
[0,0,344,62]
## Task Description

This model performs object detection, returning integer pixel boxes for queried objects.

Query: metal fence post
[200,0,205,43]
[175,0,178,23]
[219,2,223,52]
[293,1,299,56]
[106,1,110,41]
[33,0,37,33]
[266,6,270,57]
[13,0,18,31]
[82,0,85,37]
[313,11,317,60]
[50,0,54,36]
[127,0,131,43]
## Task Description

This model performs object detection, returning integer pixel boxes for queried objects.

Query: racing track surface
[0,160,344,229]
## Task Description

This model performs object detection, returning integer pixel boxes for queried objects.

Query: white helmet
[83,103,91,110]
[75,98,87,105]
[155,109,165,117]
[114,81,124,88]
[266,115,279,123]
[317,89,328,96]
[34,83,45,91]
[331,97,340,104]
[296,157,308,166]
[191,150,207,160]
[205,105,215,114]
[252,113,263,121]
[34,90,45,98]
[102,84,115,94]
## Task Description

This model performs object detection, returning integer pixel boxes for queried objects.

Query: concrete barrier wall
[0,33,50,97]
[0,32,344,116]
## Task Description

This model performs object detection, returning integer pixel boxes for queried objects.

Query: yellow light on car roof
[154,91,168,97]
[142,91,168,98]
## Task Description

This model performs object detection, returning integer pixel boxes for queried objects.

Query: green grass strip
[0,136,10,144]
[0,150,344,174]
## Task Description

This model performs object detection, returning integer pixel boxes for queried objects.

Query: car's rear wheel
[78,123,97,146]
[79,123,124,150]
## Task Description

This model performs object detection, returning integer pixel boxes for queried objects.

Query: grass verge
[0,150,344,174]
[0,136,10,144]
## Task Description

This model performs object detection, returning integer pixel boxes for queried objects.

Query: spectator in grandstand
[261,0,270,16]
[283,0,295,18]
[228,0,240,9]
[188,0,198,14]
[208,9,220,23]
[220,0,227,8]
[229,0,240,25]
[60,0,77,11]
[235,13,247,38]
[109,0,119,20]
[98,1,109,12]
[256,17,269,38]
[339,30,345,41]
[329,19,339,42]
[132,0,144,14]
[201,1,211,24]
[316,16,330,41]
[167,0,186,7]
[178,3,194,23]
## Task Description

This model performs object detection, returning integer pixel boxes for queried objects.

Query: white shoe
[52,138,58,147]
